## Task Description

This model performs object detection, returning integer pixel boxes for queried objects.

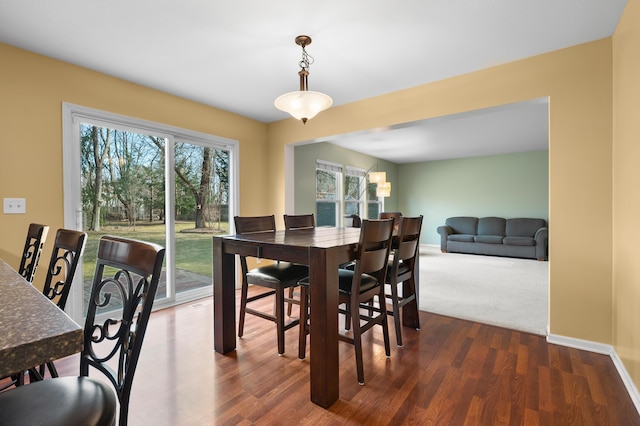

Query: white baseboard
[548,333,640,415]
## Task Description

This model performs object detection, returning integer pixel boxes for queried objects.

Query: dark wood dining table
[0,258,83,378]
[213,226,420,408]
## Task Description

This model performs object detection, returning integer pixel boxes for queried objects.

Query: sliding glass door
[63,104,238,321]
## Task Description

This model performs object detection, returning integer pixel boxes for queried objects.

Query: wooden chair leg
[345,303,351,330]
[275,286,285,355]
[287,286,296,316]
[390,280,403,346]
[298,286,309,359]
[351,304,365,385]
[238,282,249,338]
[380,292,391,357]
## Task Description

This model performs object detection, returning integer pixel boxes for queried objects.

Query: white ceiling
[0,0,626,163]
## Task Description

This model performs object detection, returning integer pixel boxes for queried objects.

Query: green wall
[294,144,548,243]
[399,150,549,244]
[294,142,399,215]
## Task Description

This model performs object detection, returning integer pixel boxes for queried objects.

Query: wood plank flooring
[3,288,639,425]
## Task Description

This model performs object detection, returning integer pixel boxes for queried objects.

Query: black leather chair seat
[247,262,309,287]
[298,269,378,295]
[0,376,117,426]
[386,262,411,280]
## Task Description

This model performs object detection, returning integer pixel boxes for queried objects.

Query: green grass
[82,221,229,280]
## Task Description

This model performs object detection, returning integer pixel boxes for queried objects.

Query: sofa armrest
[436,225,452,252]
[534,227,548,260]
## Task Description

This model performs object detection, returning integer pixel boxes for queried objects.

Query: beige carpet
[417,245,548,335]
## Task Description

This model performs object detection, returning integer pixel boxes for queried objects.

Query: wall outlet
[3,198,26,214]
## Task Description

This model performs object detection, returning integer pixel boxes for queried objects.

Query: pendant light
[274,35,333,124]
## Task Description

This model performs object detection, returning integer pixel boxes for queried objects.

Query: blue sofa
[437,216,548,261]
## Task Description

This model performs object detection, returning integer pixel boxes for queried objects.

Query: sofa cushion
[474,235,504,244]
[449,234,475,242]
[503,236,535,246]
[477,217,506,236]
[445,217,478,235]
[506,218,546,237]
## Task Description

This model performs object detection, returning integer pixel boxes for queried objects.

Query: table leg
[213,237,237,354]
[309,247,339,407]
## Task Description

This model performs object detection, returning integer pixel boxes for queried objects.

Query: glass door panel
[79,124,167,308]
[173,141,230,297]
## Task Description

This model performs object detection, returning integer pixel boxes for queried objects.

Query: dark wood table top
[220,226,362,263]
[0,258,83,378]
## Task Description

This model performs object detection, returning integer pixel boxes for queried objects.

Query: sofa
[437,216,548,261]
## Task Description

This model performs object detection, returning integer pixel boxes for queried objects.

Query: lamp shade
[376,181,391,198]
[274,90,333,123]
[368,171,386,184]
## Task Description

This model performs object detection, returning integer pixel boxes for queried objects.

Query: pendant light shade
[274,90,333,123]
[274,35,332,124]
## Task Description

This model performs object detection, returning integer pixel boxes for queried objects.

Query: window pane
[344,175,361,201]
[316,169,337,200]
[317,202,336,226]
[345,201,360,216]
[174,142,230,295]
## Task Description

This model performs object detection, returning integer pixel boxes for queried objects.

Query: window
[316,160,342,226]
[367,180,382,219]
[345,166,365,218]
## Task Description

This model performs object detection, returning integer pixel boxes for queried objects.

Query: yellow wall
[613,0,640,387]
[0,42,268,289]
[269,38,614,345]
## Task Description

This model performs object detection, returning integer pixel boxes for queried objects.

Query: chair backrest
[284,214,315,230]
[18,223,49,283]
[349,214,362,228]
[394,216,424,266]
[42,229,87,310]
[234,215,276,234]
[352,219,395,287]
[81,235,165,426]
[379,212,402,231]
[234,215,276,275]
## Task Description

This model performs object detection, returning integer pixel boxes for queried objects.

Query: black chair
[235,215,309,355]
[0,236,165,426]
[18,223,49,283]
[284,214,315,316]
[298,218,394,384]
[384,215,423,347]
[10,229,88,386]
[42,229,87,310]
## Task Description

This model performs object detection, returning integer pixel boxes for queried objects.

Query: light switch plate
[3,198,26,214]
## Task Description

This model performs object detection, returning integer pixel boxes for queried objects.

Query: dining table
[0,258,83,379]
[213,226,420,408]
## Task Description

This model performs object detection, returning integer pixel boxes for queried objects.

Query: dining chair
[298,218,394,385]
[384,215,423,347]
[235,215,309,355]
[284,213,315,231]
[284,214,315,316]
[6,229,88,387]
[18,223,49,283]
[379,211,402,232]
[0,235,165,426]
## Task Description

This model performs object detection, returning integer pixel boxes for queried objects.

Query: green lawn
[82,221,229,281]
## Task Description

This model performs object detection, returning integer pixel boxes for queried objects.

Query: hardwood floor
[4,288,639,425]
